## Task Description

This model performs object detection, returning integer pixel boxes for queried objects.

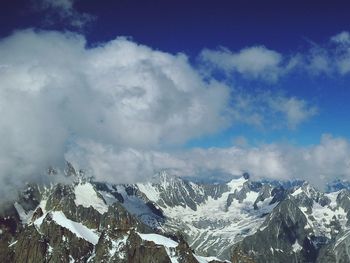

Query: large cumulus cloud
[0,29,323,199]
[0,29,231,197]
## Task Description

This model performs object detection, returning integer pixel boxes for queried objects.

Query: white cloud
[303,31,350,75]
[305,47,332,75]
[33,0,95,29]
[0,29,231,147]
[229,91,317,129]
[65,140,156,184]
[0,29,320,199]
[200,31,350,79]
[331,31,350,45]
[266,95,318,129]
[0,29,233,198]
[200,46,294,82]
[180,134,350,189]
[65,135,350,190]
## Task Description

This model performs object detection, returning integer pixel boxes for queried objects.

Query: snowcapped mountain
[2,164,350,263]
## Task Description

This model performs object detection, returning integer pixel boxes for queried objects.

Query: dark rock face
[0,205,22,262]
[46,184,75,211]
[94,182,124,202]
[41,216,94,262]
[231,199,317,263]
[226,193,235,211]
[317,230,350,263]
[175,235,199,263]
[231,247,256,263]
[243,172,250,180]
[17,184,41,212]
[337,190,350,213]
[100,203,150,235]
[270,186,287,204]
[126,231,172,263]
[202,183,229,200]
[146,201,165,218]
[253,184,272,209]
[142,171,230,211]
[13,225,48,263]
[231,182,251,203]
[93,231,116,262]
[31,207,43,222]
[151,172,204,211]
[46,183,102,229]
[64,161,77,177]
[318,195,331,207]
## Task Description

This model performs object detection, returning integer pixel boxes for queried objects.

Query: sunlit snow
[74,183,108,214]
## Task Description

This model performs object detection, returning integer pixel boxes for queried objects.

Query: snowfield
[34,210,100,245]
[74,183,108,214]
[51,211,100,245]
[137,232,178,247]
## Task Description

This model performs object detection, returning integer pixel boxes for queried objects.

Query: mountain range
[1,163,350,263]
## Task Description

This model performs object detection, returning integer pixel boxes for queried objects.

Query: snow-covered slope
[106,172,280,259]
[47,211,99,245]
[74,182,108,214]
[93,171,350,262]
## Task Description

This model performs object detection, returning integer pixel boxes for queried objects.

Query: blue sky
[2,0,349,147]
[2,0,350,52]
[1,0,350,190]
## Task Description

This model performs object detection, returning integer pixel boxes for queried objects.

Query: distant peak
[151,170,180,184]
[243,172,250,180]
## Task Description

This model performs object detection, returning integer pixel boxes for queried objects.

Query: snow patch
[50,211,100,245]
[110,235,128,259]
[14,202,34,225]
[326,191,341,209]
[137,183,160,202]
[115,185,162,228]
[48,246,53,254]
[137,233,178,248]
[74,183,108,214]
[39,199,47,214]
[227,177,246,192]
[195,255,226,263]
[292,241,302,252]
[8,240,17,247]
[137,232,180,262]
[300,199,348,238]
[291,187,303,196]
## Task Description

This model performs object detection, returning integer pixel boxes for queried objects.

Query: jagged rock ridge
[1,165,350,262]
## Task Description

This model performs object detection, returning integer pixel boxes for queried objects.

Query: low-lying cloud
[0,29,335,199]
[66,135,350,190]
